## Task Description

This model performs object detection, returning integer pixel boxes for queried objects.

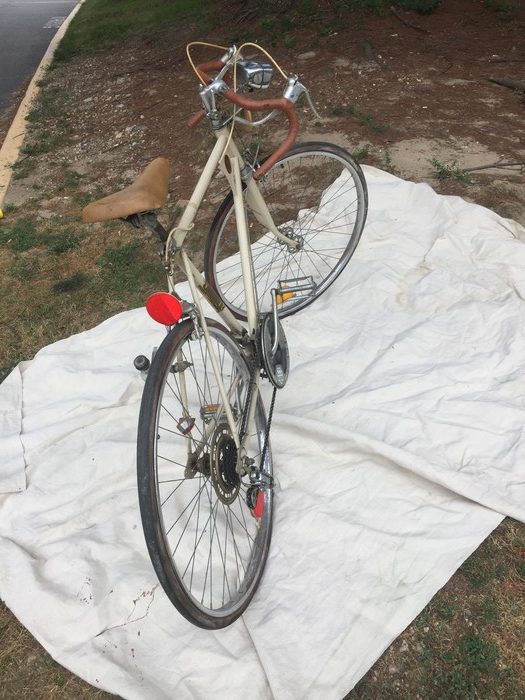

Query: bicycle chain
[238,351,258,444]
[237,341,277,477]
[259,385,277,472]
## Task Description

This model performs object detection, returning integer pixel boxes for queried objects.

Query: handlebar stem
[199,79,229,129]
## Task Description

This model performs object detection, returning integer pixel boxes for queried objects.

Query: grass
[0,218,41,252]
[348,519,525,698]
[0,219,83,255]
[0,600,114,699]
[54,0,211,62]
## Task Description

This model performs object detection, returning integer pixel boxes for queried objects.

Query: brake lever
[283,76,322,121]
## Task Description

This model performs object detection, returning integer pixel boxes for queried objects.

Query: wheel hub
[210,420,240,504]
[278,225,304,252]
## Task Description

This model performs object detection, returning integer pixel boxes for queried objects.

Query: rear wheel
[137,319,273,629]
[204,141,368,320]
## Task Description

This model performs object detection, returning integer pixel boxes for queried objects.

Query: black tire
[204,141,368,320]
[137,319,273,629]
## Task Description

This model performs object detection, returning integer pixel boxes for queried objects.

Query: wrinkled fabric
[0,167,523,699]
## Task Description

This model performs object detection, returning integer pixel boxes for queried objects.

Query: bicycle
[82,42,368,629]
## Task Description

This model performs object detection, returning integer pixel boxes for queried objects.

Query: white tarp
[1,166,524,699]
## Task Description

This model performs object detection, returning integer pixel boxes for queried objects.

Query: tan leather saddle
[82,157,170,223]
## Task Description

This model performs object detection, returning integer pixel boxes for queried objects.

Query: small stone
[297,51,316,60]
[400,640,409,652]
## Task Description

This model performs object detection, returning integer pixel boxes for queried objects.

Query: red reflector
[146,292,183,326]
[251,491,264,519]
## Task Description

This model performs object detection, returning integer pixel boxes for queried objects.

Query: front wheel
[204,141,368,320]
[137,319,273,629]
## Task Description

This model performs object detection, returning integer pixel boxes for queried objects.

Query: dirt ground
[0,0,524,697]
[3,0,525,228]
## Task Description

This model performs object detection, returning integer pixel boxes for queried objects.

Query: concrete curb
[0,0,85,217]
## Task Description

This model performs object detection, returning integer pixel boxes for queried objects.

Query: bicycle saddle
[82,157,170,223]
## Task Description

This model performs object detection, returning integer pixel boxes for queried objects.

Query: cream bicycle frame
[163,126,291,456]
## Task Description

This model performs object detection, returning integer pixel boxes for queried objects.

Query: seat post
[125,212,168,242]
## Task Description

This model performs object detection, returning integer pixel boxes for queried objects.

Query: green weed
[261,17,275,31]
[430,157,472,184]
[280,16,295,32]
[11,159,37,181]
[382,148,393,170]
[480,596,499,623]
[21,131,66,156]
[26,88,64,123]
[336,0,440,11]
[59,169,84,191]
[398,0,440,13]
[431,633,508,698]
[434,600,455,621]
[352,144,370,161]
[332,104,389,134]
[301,0,318,15]
[52,672,66,688]
[483,0,515,19]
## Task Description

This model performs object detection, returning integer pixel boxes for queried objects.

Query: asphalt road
[0,0,77,114]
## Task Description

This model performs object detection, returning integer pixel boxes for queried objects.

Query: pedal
[176,417,195,435]
[200,404,238,423]
[275,276,315,305]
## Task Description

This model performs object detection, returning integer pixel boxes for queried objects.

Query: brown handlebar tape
[187,60,298,180]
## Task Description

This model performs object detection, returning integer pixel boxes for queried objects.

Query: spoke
[157,454,190,470]
[164,478,207,529]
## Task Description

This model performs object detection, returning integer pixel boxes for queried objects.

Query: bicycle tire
[137,319,273,629]
[204,141,368,320]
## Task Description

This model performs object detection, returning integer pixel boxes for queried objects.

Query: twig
[102,141,128,153]
[487,77,525,92]
[142,99,165,112]
[483,59,525,63]
[463,160,525,172]
[389,6,429,34]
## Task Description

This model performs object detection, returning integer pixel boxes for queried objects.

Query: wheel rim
[210,146,367,319]
[150,325,272,619]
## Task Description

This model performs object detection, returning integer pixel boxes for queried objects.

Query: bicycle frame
[163,125,290,457]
